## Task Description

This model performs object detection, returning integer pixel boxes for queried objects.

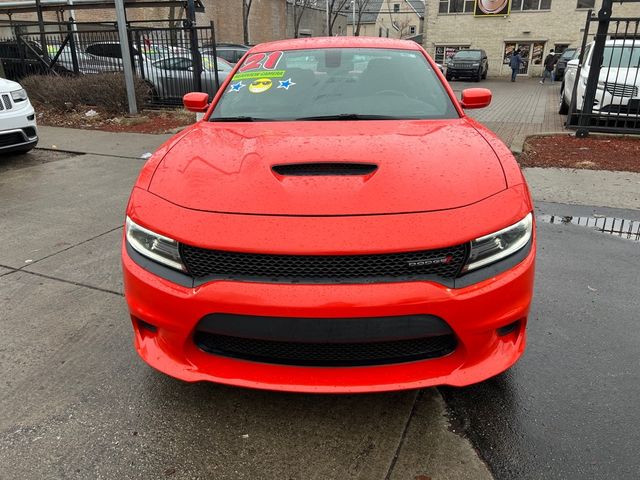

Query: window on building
[410,26,416,35]
[576,0,595,8]
[434,45,469,64]
[511,0,552,10]
[438,0,475,14]
[394,3,400,12]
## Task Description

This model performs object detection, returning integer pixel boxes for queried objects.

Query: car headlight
[463,213,533,272]
[126,217,186,272]
[11,88,28,102]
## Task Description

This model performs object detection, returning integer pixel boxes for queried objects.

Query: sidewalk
[451,77,565,149]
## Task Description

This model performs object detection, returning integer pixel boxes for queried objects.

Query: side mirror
[460,88,492,109]
[183,92,209,113]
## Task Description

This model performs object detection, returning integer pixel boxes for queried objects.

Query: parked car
[560,39,640,116]
[142,55,233,101]
[0,77,37,154]
[202,43,249,65]
[553,47,578,80]
[446,49,488,81]
[0,40,69,80]
[122,37,535,393]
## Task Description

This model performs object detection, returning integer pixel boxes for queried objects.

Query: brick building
[424,0,640,78]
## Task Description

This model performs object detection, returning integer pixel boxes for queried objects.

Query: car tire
[445,74,452,81]
[482,68,487,80]
[558,90,569,115]
[475,69,482,82]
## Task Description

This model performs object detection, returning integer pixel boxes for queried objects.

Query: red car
[123,37,535,393]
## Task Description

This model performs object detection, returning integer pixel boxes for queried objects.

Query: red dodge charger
[122,37,535,393]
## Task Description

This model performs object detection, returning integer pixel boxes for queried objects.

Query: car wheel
[482,68,487,80]
[558,89,569,115]
[445,74,452,81]
[475,69,482,82]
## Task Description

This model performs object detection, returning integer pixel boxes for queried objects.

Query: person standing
[510,50,523,82]
[541,49,557,84]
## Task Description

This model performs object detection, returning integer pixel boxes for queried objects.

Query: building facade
[346,0,424,40]
[424,0,640,78]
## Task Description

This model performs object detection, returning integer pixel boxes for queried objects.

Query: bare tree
[328,0,349,36]
[292,0,313,38]
[394,16,412,38]
[353,0,372,36]
[243,0,253,45]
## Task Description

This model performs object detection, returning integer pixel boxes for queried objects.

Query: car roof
[250,36,423,53]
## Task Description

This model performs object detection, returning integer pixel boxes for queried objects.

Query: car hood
[0,77,22,93]
[599,67,640,84]
[148,119,507,216]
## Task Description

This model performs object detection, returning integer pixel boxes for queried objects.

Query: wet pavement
[441,201,640,480]
[1,135,639,479]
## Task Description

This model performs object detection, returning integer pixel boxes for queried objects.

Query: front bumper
[0,97,38,152]
[122,205,536,393]
[447,67,480,77]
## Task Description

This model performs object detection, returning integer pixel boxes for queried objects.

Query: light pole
[352,0,356,36]
[326,0,330,36]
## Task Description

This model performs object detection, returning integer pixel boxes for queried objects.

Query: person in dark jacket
[540,49,558,84]
[510,50,523,82]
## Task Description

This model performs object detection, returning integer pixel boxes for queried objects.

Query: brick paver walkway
[450,77,566,149]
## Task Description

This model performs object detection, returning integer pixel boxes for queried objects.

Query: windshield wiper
[210,116,276,122]
[295,114,400,121]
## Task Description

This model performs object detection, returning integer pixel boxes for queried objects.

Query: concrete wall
[424,0,640,77]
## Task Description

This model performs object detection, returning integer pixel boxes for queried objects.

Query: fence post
[114,0,138,114]
[577,0,613,137]
[186,0,202,93]
[67,19,80,75]
[209,20,220,91]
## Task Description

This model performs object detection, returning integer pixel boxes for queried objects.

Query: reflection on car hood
[149,118,507,216]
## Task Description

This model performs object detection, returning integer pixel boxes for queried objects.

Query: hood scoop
[272,162,378,177]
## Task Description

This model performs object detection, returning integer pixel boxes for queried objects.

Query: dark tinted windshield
[210,48,457,121]
[453,50,482,60]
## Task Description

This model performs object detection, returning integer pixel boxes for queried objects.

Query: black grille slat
[0,132,25,148]
[180,244,468,283]
[194,332,457,366]
[272,162,378,176]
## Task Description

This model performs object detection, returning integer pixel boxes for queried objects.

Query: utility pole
[114,0,137,114]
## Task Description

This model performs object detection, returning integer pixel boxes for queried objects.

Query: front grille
[1,94,12,110]
[604,83,638,98]
[0,131,25,148]
[194,332,457,366]
[180,243,468,283]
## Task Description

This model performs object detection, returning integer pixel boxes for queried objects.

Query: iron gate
[565,0,640,136]
[1,20,222,107]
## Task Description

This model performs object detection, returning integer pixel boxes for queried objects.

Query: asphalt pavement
[1,117,639,479]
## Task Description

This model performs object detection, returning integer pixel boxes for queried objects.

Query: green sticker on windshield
[232,70,286,81]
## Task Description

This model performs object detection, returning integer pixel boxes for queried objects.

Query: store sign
[474,0,510,16]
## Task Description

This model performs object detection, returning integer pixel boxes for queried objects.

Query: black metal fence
[0,20,225,106]
[565,1,640,136]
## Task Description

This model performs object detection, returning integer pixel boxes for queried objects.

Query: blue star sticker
[229,81,245,92]
[277,78,296,90]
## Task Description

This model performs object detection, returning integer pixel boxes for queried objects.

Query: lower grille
[180,244,468,284]
[194,332,457,367]
[604,83,638,98]
[0,131,25,148]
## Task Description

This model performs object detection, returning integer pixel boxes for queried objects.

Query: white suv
[0,77,38,154]
[560,39,640,117]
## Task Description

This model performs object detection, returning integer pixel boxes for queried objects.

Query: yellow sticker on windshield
[248,78,273,94]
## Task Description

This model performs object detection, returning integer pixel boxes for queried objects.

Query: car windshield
[210,48,457,121]
[601,45,640,68]
[559,49,576,60]
[452,50,481,60]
